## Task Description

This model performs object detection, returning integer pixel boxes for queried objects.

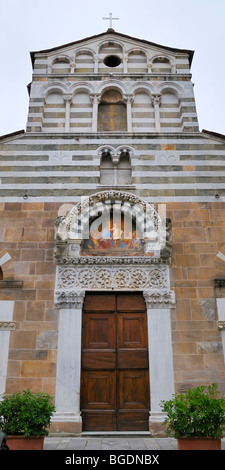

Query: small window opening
[104,55,122,67]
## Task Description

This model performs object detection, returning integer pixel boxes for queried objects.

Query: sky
[0,0,225,136]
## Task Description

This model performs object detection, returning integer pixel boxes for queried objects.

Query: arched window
[75,51,94,73]
[100,151,114,185]
[100,149,132,186]
[98,90,127,132]
[160,90,181,131]
[52,57,71,74]
[70,90,92,132]
[127,50,148,73]
[117,151,132,185]
[152,57,171,73]
[42,90,65,132]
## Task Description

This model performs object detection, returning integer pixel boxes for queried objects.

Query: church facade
[0,28,225,435]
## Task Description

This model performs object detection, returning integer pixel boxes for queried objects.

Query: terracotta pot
[6,435,44,450]
[177,436,221,450]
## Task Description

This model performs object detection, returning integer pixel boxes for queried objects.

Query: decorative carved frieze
[0,321,16,331]
[55,255,168,265]
[55,263,175,309]
[57,265,169,291]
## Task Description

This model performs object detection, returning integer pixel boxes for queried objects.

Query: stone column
[94,55,99,73]
[90,94,101,133]
[70,62,75,73]
[63,94,72,133]
[123,53,128,73]
[0,301,14,398]
[125,95,133,133]
[216,298,225,363]
[52,292,85,433]
[152,94,161,132]
[143,291,175,435]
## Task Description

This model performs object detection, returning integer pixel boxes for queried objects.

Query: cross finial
[102,12,119,31]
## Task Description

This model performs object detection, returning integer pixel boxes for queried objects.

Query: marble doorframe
[52,260,175,434]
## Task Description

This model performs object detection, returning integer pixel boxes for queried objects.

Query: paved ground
[44,435,225,451]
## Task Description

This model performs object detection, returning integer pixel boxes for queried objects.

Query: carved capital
[63,94,72,104]
[151,93,161,107]
[124,94,134,104]
[90,94,101,104]
[55,289,85,309]
[143,289,175,309]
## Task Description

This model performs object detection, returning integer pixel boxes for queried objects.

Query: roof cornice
[30,30,194,68]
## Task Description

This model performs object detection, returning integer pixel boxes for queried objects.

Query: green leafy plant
[161,384,225,439]
[0,389,55,437]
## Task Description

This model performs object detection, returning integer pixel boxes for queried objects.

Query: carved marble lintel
[56,265,169,291]
[55,264,175,309]
[217,320,225,331]
[0,321,16,331]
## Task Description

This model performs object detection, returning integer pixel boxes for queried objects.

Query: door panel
[81,293,150,431]
[118,370,150,409]
[117,349,148,369]
[82,370,116,409]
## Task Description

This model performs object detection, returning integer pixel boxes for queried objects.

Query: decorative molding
[0,280,23,289]
[0,321,16,331]
[217,320,225,331]
[54,191,174,308]
[55,255,169,265]
[54,190,172,263]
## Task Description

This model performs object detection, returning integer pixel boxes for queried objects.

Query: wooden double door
[81,292,150,431]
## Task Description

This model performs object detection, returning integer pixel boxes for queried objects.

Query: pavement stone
[43,436,225,451]
[43,436,177,450]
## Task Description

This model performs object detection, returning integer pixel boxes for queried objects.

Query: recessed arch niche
[98,90,127,132]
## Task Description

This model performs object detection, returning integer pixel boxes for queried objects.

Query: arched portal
[52,191,175,434]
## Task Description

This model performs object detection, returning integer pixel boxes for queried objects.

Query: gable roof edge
[30,30,194,68]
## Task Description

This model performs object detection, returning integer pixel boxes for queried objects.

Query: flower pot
[6,435,45,450]
[177,436,221,450]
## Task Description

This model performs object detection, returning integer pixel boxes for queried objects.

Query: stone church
[0,25,225,435]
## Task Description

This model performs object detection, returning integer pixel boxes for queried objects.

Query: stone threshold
[82,431,151,437]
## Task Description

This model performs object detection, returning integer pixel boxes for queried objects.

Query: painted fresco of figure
[82,213,143,253]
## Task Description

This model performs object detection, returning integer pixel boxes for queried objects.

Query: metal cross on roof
[102,12,119,30]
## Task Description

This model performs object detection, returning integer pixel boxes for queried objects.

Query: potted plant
[0,389,55,450]
[161,384,225,450]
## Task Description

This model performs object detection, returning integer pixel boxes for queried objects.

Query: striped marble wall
[0,132,225,202]
[27,32,196,133]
